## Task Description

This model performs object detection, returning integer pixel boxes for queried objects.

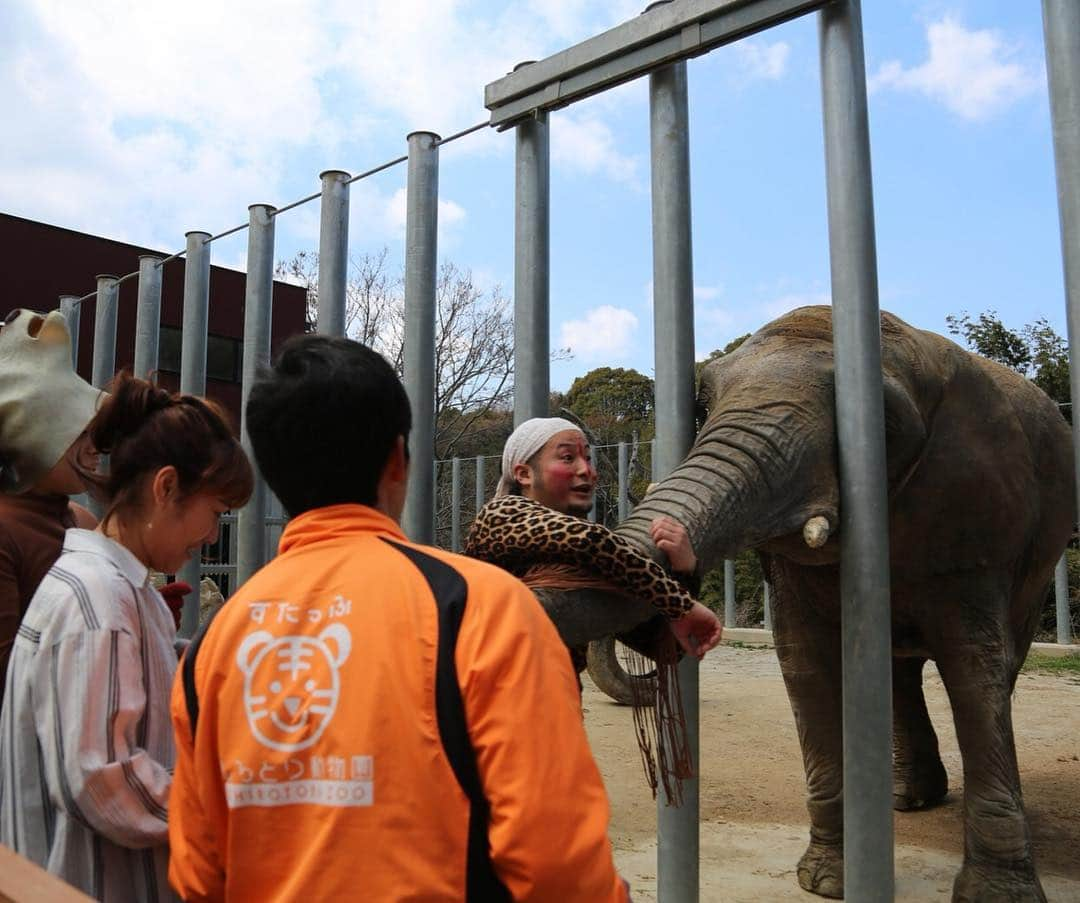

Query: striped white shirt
[0,529,179,902]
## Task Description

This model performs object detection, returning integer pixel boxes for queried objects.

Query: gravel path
[583,645,1080,901]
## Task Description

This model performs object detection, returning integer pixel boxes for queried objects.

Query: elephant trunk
[531,586,656,648]
[531,406,829,648]
[617,411,811,571]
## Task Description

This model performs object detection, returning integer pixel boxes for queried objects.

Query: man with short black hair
[168,335,629,902]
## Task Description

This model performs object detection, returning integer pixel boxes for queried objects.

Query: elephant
[531,306,1073,902]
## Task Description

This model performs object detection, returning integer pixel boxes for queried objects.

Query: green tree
[1027,318,1070,407]
[564,367,655,443]
[946,310,1070,417]
[945,310,1031,371]
[699,550,766,626]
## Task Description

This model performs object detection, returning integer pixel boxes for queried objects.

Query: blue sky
[0,0,1064,390]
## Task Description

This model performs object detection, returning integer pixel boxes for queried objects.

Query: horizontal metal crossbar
[485,0,832,128]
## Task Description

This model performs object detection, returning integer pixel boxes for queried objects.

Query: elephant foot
[952,860,1046,903]
[797,840,844,899]
[893,757,948,811]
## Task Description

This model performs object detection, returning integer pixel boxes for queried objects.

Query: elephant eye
[695,397,710,432]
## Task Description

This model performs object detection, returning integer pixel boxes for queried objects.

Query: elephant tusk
[803,516,830,549]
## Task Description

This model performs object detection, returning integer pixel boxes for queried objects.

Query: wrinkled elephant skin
[551,307,1072,902]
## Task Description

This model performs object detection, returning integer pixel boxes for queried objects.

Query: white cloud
[693,289,829,359]
[642,281,724,310]
[385,188,466,244]
[528,0,642,43]
[324,0,644,138]
[440,198,467,227]
[732,40,790,81]
[694,284,723,302]
[0,0,652,257]
[560,305,639,360]
[551,113,640,186]
[0,0,337,249]
[0,0,659,260]
[868,17,1040,121]
[697,304,737,331]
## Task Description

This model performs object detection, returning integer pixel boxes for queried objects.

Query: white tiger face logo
[237,624,351,752]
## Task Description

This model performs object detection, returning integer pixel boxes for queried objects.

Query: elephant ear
[882,376,927,490]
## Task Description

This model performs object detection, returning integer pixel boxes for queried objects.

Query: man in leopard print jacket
[464,417,722,661]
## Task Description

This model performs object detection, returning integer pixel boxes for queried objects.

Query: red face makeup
[522,430,597,517]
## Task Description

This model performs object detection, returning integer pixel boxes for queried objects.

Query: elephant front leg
[934,640,1046,903]
[773,580,844,899]
[892,656,948,811]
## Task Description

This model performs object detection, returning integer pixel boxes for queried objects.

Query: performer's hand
[670,602,723,659]
[650,516,698,575]
[159,581,193,631]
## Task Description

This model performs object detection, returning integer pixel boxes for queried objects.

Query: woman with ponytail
[0,372,252,903]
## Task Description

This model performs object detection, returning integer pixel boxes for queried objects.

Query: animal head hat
[0,309,102,493]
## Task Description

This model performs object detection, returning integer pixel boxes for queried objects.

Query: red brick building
[1,212,308,428]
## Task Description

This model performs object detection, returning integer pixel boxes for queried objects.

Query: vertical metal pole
[1042,0,1080,586]
[587,445,598,523]
[763,580,773,632]
[450,457,462,552]
[432,459,440,541]
[179,232,212,398]
[237,204,276,587]
[1054,554,1072,645]
[475,456,486,511]
[58,294,81,369]
[513,62,551,427]
[91,276,119,390]
[177,231,212,638]
[617,441,629,522]
[61,291,89,511]
[648,12,699,896]
[402,132,440,544]
[649,68,697,469]
[133,255,163,379]
[819,2,894,898]
[317,170,351,337]
[87,277,120,515]
[724,559,736,627]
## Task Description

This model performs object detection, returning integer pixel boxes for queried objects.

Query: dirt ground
[582,645,1080,902]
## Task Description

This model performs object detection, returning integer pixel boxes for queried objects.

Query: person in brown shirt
[0,308,102,697]
[0,471,98,698]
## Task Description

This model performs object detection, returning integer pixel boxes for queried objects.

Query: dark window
[159,325,182,373]
[207,334,242,383]
[157,326,242,383]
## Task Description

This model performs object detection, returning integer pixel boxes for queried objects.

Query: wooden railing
[0,845,94,903]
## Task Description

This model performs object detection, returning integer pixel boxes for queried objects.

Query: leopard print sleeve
[464,495,696,619]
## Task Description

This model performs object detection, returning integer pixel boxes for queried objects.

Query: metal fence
[194,443,1077,645]
[424,440,1076,645]
[198,494,288,598]
[48,0,1080,897]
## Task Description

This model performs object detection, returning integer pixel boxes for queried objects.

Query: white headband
[495,417,584,497]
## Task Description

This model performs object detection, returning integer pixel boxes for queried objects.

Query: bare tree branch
[276,249,518,457]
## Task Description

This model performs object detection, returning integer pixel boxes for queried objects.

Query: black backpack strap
[383,539,512,903]
[180,612,216,738]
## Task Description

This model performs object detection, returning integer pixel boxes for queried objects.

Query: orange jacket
[168,504,627,902]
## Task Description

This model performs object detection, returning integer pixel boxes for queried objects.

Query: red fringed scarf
[521,565,693,805]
